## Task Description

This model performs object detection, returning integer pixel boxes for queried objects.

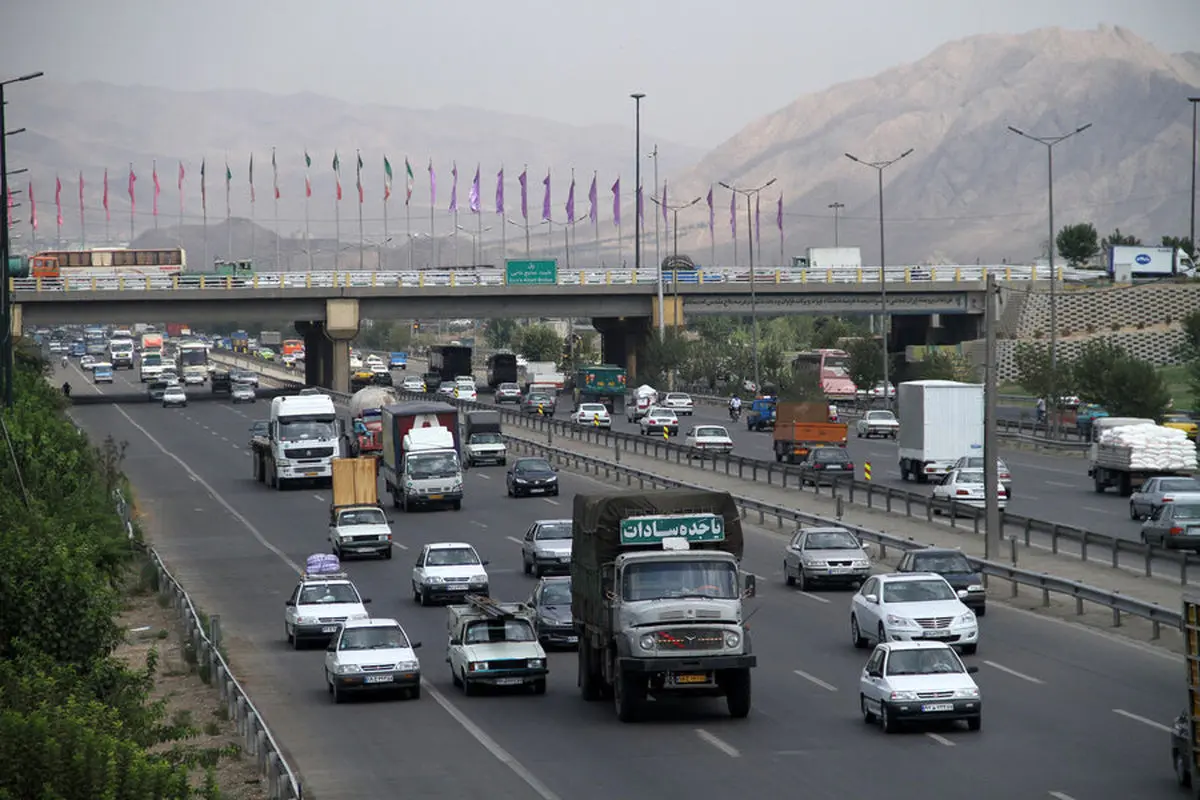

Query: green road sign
[505,259,558,285]
[620,513,725,545]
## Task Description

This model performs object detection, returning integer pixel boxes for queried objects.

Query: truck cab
[399,427,463,510]
[447,596,548,695]
[747,397,777,431]
[252,395,342,489]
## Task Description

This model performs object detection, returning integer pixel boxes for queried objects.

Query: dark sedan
[528,576,577,649]
[506,457,559,498]
[797,447,856,487]
[896,547,986,615]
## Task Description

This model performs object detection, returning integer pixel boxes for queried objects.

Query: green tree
[484,318,520,350]
[638,329,691,385]
[1070,339,1125,406]
[812,317,852,350]
[514,324,563,362]
[1176,310,1200,408]
[1012,341,1072,401]
[917,350,976,381]
[777,362,825,402]
[1101,228,1141,249]
[1055,223,1101,266]
[1161,235,1196,260]
[1070,339,1172,418]
[847,338,884,395]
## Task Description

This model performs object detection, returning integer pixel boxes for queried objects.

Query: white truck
[138,350,165,382]
[108,338,135,369]
[251,394,342,489]
[897,380,984,483]
[1088,417,1198,496]
[446,595,548,696]
[1107,246,1196,280]
[328,457,394,560]
[379,401,464,511]
[793,247,863,269]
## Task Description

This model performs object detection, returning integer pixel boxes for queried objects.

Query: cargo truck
[897,380,984,483]
[772,401,848,463]
[328,457,393,559]
[572,490,757,722]
[791,247,863,269]
[573,365,627,414]
[462,410,507,466]
[380,401,463,511]
[259,330,282,348]
[251,394,342,489]
[1107,246,1195,281]
[1087,417,1196,496]
[486,353,519,389]
[347,387,400,458]
[429,345,473,384]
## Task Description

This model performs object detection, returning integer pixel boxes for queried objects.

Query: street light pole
[1189,97,1200,253]
[631,93,659,344]
[845,148,913,409]
[719,178,776,392]
[828,202,844,248]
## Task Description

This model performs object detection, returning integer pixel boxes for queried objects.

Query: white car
[401,376,427,392]
[931,468,1008,513]
[80,354,96,369]
[572,403,611,428]
[856,410,899,439]
[950,456,1013,495]
[183,370,206,386]
[447,600,547,695]
[349,355,364,370]
[684,424,734,455]
[324,617,422,703]
[284,573,370,648]
[859,641,981,733]
[365,354,384,367]
[370,363,390,376]
[438,381,458,397]
[454,382,478,402]
[162,386,188,408]
[639,407,679,436]
[520,519,573,578]
[660,392,694,416]
[850,572,979,654]
[231,383,257,403]
[412,542,490,606]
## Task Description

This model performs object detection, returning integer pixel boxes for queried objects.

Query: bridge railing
[9,264,1083,293]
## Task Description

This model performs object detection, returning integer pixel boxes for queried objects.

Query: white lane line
[106,389,562,800]
[505,536,523,545]
[1112,708,1173,733]
[796,591,830,605]
[695,729,740,758]
[793,669,838,692]
[543,498,560,505]
[475,473,491,480]
[1045,481,1075,488]
[470,520,489,529]
[312,494,324,501]
[1048,792,1078,800]
[925,732,956,747]
[1081,506,1108,514]
[231,443,240,449]
[390,542,409,551]
[983,660,1044,685]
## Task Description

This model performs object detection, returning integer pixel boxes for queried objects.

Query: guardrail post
[1042,585,1051,607]
[1183,557,1190,587]
[1050,525,1060,554]
[1080,531,1088,562]
[1111,593,1122,627]
[210,614,222,649]
[1075,597,1084,616]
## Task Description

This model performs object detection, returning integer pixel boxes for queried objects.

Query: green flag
[404,157,414,205]
[384,156,393,201]
[304,150,311,168]
[332,152,340,172]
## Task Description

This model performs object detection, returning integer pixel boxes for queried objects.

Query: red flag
[29,182,37,230]
[55,176,63,226]
[178,162,185,191]
[78,172,84,210]
[103,169,110,220]
[128,167,137,215]
[152,163,160,217]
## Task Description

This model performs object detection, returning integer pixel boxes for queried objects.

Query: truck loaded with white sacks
[1088,417,1198,496]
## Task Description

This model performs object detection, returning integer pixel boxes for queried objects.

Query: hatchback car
[507,457,559,497]
[162,385,188,408]
[401,375,427,392]
[639,407,679,436]
[1140,501,1200,550]
[528,576,576,648]
[660,392,694,416]
[850,573,979,655]
[859,641,981,733]
[572,403,611,428]
[783,526,870,590]
[520,519,573,578]
[495,382,522,403]
[1129,477,1200,520]
[896,547,985,615]
[521,393,556,416]
[951,456,1012,495]
[231,383,256,403]
[932,468,1008,514]
[684,424,734,455]
[797,447,855,486]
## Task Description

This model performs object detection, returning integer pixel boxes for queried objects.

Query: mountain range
[5,24,1198,269]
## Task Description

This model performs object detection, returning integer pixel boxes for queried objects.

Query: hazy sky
[3,0,1197,148]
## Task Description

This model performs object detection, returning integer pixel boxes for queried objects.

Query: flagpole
[30,185,36,252]
[178,166,184,249]
[80,175,86,251]
[500,166,507,264]
[202,162,209,271]
[406,200,412,270]
[429,183,436,269]
[250,155,256,264]
[569,168,576,270]
[56,182,62,250]
[453,209,459,266]
[273,148,279,269]
[593,171,600,268]
[476,191,482,267]
[129,162,135,244]
[335,187,341,269]
[357,150,364,271]
[152,160,158,231]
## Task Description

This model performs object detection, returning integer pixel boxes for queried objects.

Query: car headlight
[639,634,656,651]
[956,612,976,625]
[396,660,420,671]
[295,615,316,625]
[953,687,980,699]
[348,612,369,621]
[546,475,558,482]
[889,690,920,701]
[515,478,528,484]
[337,663,362,674]
[527,659,544,669]
[470,574,487,583]
[803,559,828,568]
[424,576,444,584]
[470,661,488,671]
[885,614,918,628]
[724,631,741,649]
[852,559,870,568]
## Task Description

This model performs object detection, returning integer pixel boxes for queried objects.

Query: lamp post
[828,201,845,248]
[651,194,701,391]
[1189,98,1200,253]
[630,92,660,341]
[456,224,493,267]
[0,70,44,407]
[845,148,913,408]
[1006,123,1091,382]
[719,178,776,392]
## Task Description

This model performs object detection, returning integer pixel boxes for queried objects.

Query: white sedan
[850,572,979,654]
[859,641,981,733]
[454,382,478,401]
[639,407,679,436]
[660,392,694,416]
[856,410,900,439]
[684,424,734,455]
[324,618,423,703]
[572,403,611,428]
[401,376,427,392]
[931,468,1008,513]
[365,354,384,367]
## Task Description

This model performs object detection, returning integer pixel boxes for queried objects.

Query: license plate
[321,626,338,633]
[365,674,394,684]
[826,465,844,470]
[921,703,954,712]
[305,471,319,477]
[924,630,954,639]
[671,673,710,684]
[428,494,443,500]
[530,488,545,494]
[565,636,578,643]
[829,566,850,573]
[495,678,524,686]
[447,584,468,591]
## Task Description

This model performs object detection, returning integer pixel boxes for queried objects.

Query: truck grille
[657,609,722,622]
[652,628,725,651]
[915,617,954,629]
[286,446,335,459]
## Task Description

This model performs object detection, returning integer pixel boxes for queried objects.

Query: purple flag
[449,162,458,212]
[661,182,668,222]
[469,165,480,213]
[495,167,504,214]
[588,174,597,223]
[611,177,620,226]
[707,186,714,233]
[429,160,436,207]
[755,193,761,250]
[566,176,575,223]
[730,190,736,236]
[636,184,643,224]
[541,171,551,221]
[776,193,783,232]
[519,169,528,220]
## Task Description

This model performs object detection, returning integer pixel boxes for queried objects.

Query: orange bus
[281,339,305,356]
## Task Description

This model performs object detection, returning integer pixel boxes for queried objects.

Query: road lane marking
[793,669,837,692]
[505,536,523,545]
[925,732,955,747]
[543,498,560,505]
[390,542,409,551]
[796,591,830,605]
[1048,793,1078,800]
[695,729,740,757]
[1112,708,1172,733]
[470,520,489,529]
[1081,506,1108,514]
[983,661,1044,684]
[475,473,491,480]
[312,494,323,501]
[1045,481,1075,488]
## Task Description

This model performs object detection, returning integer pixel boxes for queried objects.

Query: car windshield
[540,582,571,606]
[425,548,480,567]
[911,553,973,573]
[666,393,689,401]
[885,648,964,676]
[535,522,572,540]
[251,421,268,435]
[814,449,849,462]
[621,559,739,601]
[695,427,728,438]
[882,579,956,603]
[500,383,519,391]
[464,619,535,644]
[1176,505,1200,520]
[440,382,455,390]
[954,470,986,485]
[866,411,896,422]
[406,452,460,479]
[528,395,551,404]
[339,626,409,650]
[1160,479,1200,493]
[650,410,677,419]
[278,419,336,441]
[299,583,360,604]
[579,404,606,414]
[516,459,552,473]
[470,432,503,444]
[337,508,387,526]
[803,531,860,550]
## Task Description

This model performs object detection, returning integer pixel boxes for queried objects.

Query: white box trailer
[1107,246,1195,280]
[897,380,984,483]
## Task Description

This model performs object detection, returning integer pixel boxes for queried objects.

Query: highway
[60,361,1185,800]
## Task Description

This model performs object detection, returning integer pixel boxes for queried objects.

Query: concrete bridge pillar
[295,321,333,389]
[294,299,360,394]
[593,316,651,383]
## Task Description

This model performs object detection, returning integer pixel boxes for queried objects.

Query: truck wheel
[614,671,644,722]
[1093,476,1106,493]
[723,668,752,719]
[579,641,602,701]
[453,500,462,511]
[531,679,546,695]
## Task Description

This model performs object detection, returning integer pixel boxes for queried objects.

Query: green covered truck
[573,365,627,414]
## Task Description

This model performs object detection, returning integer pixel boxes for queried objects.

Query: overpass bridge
[12,264,1059,392]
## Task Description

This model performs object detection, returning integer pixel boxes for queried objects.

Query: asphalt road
[58,360,1186,800]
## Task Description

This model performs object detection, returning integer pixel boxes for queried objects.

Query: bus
[791,349,857,401]
[84,327,108,357]
[177,341,210,385]
[30,248,187,278]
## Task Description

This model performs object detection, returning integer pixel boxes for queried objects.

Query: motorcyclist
[61,355,69,369]
[728,395,742,421]
[61,381,71,398]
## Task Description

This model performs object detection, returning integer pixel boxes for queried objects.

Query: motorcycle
[61,356,69,369]
[729,404,742,423]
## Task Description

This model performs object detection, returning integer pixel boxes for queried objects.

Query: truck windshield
[469,433,503,444]
[465,619,535,644]
[142,354,162,366]
[407,452,460,479]
[278,418,336,441]
[621,560,739,602]
[338,508,387,526]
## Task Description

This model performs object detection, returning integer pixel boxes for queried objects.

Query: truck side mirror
[449,638,461,646]
[741,572,757,598]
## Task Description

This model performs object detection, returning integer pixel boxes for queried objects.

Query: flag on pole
[55,176,63,226]
[383,156,393,201]
[6,185,13,228]
[224,161,231,198]
[588,174,597,223]
[566,176,575,223]
[103,169,110,220]
[541,171,551,221]
[469,165,480,213]
[707,186,714,233]
[178,162,185,192]
[249,154,255,203]
[29,182,36,230]
[729,189,736,236]
[272,150,280,199]
[449,162,458,212]
[152,163,160,217]
[776,194,783,232]
[404,158,414,205]
[129,166,137,215]
[495,167,504,214]
[304,151,312,198]
[636,184,643,224]
[661,182,668,222]
[518,169,528,220]
[79,173,85,222]
[332,152,342,201]
[612,177,620,225]
[356,152,364,204]
[200,160,207,211]
[428,160,436,206]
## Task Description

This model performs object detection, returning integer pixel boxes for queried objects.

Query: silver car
[856,410,899,439]
[231,383,257,403]
[1129,477,1200,520]
[521,519,573,578]
[783,526,871,591]
[162,386,188,408]
[1140,500,1200,550]
[951,456,1012,495]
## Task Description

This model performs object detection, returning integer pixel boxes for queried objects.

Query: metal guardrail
[113,489,302,799]
[11,264,1082,293]
[498,434,1181,638]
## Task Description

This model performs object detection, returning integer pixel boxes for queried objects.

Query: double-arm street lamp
[719,178,776,392]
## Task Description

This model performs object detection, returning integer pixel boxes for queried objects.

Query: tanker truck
[347,386,400,458]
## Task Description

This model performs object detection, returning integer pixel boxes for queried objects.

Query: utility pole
[983,271,1001,563]
[828,201,844,248]
[1189,97,1200,253]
